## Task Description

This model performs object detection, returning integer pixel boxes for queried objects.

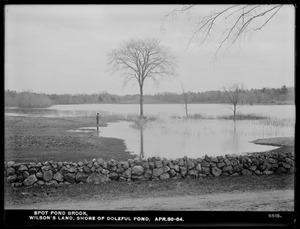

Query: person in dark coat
[96,113,100,125]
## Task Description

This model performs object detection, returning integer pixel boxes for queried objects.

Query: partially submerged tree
[163,4,285,56]
[222,83,245,121]
[107,38,177,118]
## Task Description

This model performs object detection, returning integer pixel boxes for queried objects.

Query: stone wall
[4,151,294,187]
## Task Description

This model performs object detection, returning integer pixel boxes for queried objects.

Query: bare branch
[164,4,284,55]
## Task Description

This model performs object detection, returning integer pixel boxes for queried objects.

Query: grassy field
[4,115,135,163]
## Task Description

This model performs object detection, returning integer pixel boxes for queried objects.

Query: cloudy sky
[5,5,295,95]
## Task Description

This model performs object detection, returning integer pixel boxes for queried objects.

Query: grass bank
[4,173,294,207]
[4,115,135,163]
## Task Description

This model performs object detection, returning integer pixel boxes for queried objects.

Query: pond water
[6,104,295,159]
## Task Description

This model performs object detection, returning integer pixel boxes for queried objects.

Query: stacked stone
[4,151,294,187]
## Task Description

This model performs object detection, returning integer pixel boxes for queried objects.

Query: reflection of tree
[134,119,147,159]
[232,121,239,154]
[139,125,144,159]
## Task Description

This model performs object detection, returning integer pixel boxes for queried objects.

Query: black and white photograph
[3,4,295,226]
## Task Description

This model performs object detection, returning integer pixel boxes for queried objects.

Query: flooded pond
[6,104,295,159]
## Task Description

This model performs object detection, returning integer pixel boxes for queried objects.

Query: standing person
[96,113,100,125]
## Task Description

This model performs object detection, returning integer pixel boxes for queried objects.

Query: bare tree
[164,4,284,56]
[222,83,245,121]
[180,80,189,118]
[107,38,177,118]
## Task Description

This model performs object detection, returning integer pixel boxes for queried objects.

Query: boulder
[11,182,22,188]
[233,164,243,172]
[144,169,152,179]
[163,166,170,173]
[155,160,163,168]
[109,172,119,180]
[178,158,185,166]
[7,174,17,184]
[159,173,170,180]
[222,165,233,172]
[101,169,110,175]
[122,162,130,170]
[169,169,177,177]
[173,165,180,172]
[195,164,202,172]
[212,167,222,177]
[122,168,132,178]
[43,170,53,182]
[168,162,175,169]
[201,160,210,167]
[263,170,273,175]
[241,169,252,175]
[249,165,257,171]
[67,166,78,173]
[268,158,277,164]
[276,167,286,174]
[64,173,76,183]
[23,171,29,179]
[75,172,88,183]
[86,173,109,184]
[6,167,15,176]
[202,167,210,174]
[285,158,294,166]
[53,172,64,182]
[153,168,164,177]
[180,166,187,176]
[36,172,43,179]
[187,160,195,170]
[83,166,91,173]
[41,165,51,172]
[23,174,37,186]
[28,168,37,175]
[224,159,231,166]
[132,166,144,175]
[116,167,124,173]
[142,162,150,169]
[188,170,198,178]
[282,162,291,169]
[148,162,155,169]
[7,161,15,167]
[211,157,218,163]
[97,158,107,168]
[18,164,28,171]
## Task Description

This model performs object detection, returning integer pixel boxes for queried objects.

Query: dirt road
[6,189,294,211]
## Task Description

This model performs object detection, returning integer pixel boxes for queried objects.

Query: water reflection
[139,123,145,160]
[99,118,291,159]
[97,126,100,137]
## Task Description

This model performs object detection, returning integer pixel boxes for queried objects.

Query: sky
[5,5,295,95]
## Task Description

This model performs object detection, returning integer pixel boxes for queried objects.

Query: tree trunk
[139,85,144,118]
[185,103,188,119]
[233,104,236,121]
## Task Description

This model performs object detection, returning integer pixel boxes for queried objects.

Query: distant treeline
[5,85,294,108]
